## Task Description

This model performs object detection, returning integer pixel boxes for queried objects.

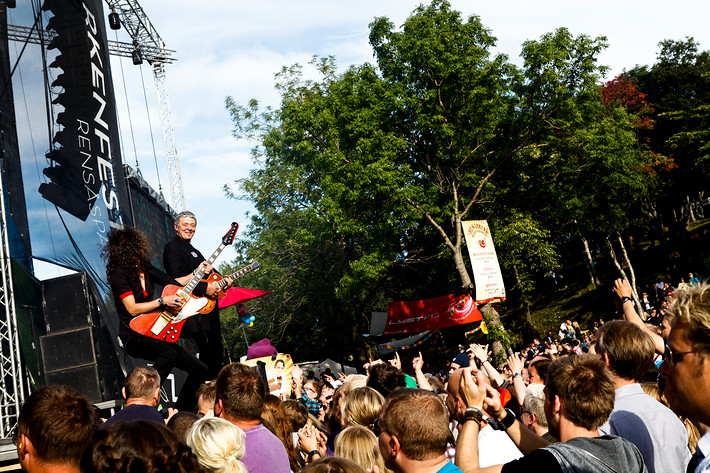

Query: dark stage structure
[0,0,184,460]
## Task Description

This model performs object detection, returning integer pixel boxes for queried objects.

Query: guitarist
[163,211,232,378]
[103,226,209,411]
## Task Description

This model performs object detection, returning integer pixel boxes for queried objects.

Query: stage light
[108,11,121,30]
[131,48,143,65]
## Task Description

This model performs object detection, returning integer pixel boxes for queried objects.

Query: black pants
[180,311,224,379]
[124,332,209,412]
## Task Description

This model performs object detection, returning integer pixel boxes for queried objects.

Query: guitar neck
[177,243,227,298]
[215,261,258,289]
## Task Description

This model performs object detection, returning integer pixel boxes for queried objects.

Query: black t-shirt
[108,262,176,337]
[163,237,210,297]
[501,449,562,473]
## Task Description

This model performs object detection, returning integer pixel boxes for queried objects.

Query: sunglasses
[665,345,696,366]
[371,417,383,436]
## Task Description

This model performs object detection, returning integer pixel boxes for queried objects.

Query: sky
[23,0,710,278]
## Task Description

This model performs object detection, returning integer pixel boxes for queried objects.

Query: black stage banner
[39,0,130,225]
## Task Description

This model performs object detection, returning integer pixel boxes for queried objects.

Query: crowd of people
[14,212,710,473]
[15,275,710,473]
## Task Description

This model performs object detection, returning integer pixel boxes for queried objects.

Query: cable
[113,28,141,171]
[0,2,39,103]
[33,0,55,153]
[138,63,162,192]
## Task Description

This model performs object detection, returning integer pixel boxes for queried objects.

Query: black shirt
[108,263,176,337]
[163,237,209,297]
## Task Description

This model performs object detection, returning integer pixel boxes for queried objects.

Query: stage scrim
[9,0,131,281]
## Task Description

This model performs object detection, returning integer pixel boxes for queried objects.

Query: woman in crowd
[334,425,392,473]
[186,417,248,473]
[263,394,302,472]
[340,387,383,429]
[103,226,209,411]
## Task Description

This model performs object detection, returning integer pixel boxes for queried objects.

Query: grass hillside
[502,218,710,346]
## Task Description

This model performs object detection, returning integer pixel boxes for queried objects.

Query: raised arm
[507,352,527,407]
[470,344,505,387]
[455,368,503,473]
[412,352,433,391]
[613,278,665,354]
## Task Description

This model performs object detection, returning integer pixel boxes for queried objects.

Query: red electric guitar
[129,222,250,342]
[189,260,260,315]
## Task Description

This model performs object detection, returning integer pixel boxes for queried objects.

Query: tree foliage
[221,1,706,362]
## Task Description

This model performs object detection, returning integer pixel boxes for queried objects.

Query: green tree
[494,214,559,324]
[224,58,421,361]
[626,38,710,229]
[224,1,634,361]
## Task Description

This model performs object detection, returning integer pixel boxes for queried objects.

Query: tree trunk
[513,264,532,325]
[581,235,601,286]
[480,304,509,366]
[606,235,643,316]
[686,194,696,225]
[697,191,705,219]
[454,244,474,290]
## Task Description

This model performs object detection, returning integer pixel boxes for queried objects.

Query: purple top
[242,423,290,473]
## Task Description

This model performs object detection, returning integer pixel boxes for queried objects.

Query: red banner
[384,294,482,335]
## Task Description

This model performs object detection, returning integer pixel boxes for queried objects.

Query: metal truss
[5,24,176,63]
[105,0,185,211]
[0,172,24,441]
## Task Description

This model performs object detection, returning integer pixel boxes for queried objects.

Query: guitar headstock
[222,222,239,246]
[250,260,259,270]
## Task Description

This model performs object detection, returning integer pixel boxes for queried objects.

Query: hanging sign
[461,220,506,304]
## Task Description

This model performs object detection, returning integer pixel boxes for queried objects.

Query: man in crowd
[455,354,646,473]
[16,385,95,473]
[164,211,231,377]
[378,388,463,473]
[102,366,164,428]
[595,320,690,472]
[659,283,710,473]
[215,362,290,473]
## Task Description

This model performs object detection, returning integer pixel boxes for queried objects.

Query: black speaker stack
[39,272,122,404]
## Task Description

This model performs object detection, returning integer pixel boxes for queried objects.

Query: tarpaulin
[384,293,482,335]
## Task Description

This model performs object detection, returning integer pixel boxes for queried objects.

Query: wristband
[307,450,320,463]
[499,408,516,431]
[463,414,483,427]
[158,297,164,305]
[463,407,484,427]
[620,296,633,304]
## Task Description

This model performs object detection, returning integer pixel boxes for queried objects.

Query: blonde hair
[186,417,248,473]
[342,374,367,396]
[523,383,548,428]
[334,425,392,473]
[667,282,710,352]
[340,387,384,428]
